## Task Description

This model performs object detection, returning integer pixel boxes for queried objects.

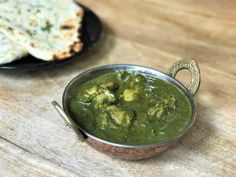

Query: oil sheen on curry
[70,71,192,145]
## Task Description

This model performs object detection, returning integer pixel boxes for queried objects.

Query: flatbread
[0,0,83,61]
[0,32,28,65]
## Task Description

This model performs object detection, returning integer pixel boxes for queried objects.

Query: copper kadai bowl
[52,59,201,160]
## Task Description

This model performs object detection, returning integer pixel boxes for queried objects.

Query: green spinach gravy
[70,71,192,145]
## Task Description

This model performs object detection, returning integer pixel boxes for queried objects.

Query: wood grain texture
[0,0,236,176]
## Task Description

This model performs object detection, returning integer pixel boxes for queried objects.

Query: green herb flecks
[41,23,53,33]
[26,30,36,36]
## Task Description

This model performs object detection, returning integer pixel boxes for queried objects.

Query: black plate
[0,4,102,71]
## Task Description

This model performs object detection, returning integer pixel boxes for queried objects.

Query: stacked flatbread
[0,0,83,65]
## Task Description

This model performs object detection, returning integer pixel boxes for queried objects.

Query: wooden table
[0,0,235,176]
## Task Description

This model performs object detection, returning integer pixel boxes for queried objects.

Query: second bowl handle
[167,59,200,96]
[52,101,85,142]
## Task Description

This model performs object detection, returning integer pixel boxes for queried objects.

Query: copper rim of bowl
[62,64,197,149]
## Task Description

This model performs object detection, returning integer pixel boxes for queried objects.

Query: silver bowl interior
[62,64,197,148]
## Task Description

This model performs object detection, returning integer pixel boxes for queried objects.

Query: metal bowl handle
[167,59,200,96]
[51,101,85,142]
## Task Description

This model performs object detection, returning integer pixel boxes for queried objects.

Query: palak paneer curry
[70,71,192,145]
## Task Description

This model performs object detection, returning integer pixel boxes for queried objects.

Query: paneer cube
[98,112,109,128]
[148,96,176,120]
[100,82,114,90]
[93,89,116,108]
[122,87,138,102]
[107,106,133,126]
[85,86,98,95]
